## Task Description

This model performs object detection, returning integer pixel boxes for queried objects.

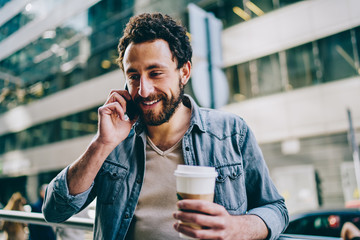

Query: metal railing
[0,209,93,231]
[0,210,342,240]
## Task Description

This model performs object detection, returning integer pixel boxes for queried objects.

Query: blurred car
[278,234,341,240]
[284,208,360,238]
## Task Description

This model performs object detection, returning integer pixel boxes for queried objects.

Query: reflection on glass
[286,42,318,89]
[318,31,358,82]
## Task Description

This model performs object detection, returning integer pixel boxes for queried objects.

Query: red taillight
[328,215,340,228]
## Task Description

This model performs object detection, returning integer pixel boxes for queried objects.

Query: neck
[146,102,191,151]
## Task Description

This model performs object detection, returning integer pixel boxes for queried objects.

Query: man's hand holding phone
[96,89,138,149]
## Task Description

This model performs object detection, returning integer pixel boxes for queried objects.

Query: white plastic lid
[174,165,218,178]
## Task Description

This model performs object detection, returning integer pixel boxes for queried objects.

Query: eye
[128,74,140,81]
[149,71,163,78]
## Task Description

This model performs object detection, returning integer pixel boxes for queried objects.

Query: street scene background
[0,0,360,238]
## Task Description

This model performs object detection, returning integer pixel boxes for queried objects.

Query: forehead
[123,39,176,71]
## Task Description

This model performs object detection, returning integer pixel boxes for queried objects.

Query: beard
[135,79,185,126]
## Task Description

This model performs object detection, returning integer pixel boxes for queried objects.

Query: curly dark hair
[117,13,192,70]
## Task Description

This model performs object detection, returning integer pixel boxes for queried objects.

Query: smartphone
[124,84,139,120]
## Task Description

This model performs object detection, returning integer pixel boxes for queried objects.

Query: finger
[105,90,131,107]
[177,200,227,216]
[173,211,225,229]
[99,102,126,121]
[105,92,128,112]
[109,89,131,101]
[174,221,222,240]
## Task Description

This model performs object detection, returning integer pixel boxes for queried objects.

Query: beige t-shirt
[130,136,184,239]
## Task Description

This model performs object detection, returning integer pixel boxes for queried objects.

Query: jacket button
[185,146,190,151]
[125,214,130,219]
[136,177,141,184]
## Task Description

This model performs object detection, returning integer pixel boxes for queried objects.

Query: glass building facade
[0,0,305,114]
[226,27,360,102]
[0,0,134,114]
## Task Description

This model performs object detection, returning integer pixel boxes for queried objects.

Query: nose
[138,75,154,98]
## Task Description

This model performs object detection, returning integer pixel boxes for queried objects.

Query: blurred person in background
[28,184,56,240]
[0,192,27,240]
[341,222,360,240]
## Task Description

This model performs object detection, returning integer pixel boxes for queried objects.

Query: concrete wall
[222,76,360,144]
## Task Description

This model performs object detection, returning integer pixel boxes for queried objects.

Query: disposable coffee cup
[174,165,218,239]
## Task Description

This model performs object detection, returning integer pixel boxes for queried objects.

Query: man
[43,13,288,239]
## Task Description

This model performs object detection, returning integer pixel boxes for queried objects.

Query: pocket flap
[216,164,242,183]
[99,161,127,180]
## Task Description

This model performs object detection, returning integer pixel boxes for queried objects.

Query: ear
[180,61,191,85]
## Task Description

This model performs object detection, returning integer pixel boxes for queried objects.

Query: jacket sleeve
[42,166,95,223]
[241,123,289,240]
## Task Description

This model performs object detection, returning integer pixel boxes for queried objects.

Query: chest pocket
[214,164,246,214]
[96,160,128,204]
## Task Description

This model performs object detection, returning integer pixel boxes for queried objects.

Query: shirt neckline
[146,136,182,156]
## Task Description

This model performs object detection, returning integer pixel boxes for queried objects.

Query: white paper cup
[174,165,218,239]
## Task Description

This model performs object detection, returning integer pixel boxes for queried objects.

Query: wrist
[90,136,117,157]
[233,215,269,240]
[92,133,120,151]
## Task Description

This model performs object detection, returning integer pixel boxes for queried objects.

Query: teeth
[143,99,160,105]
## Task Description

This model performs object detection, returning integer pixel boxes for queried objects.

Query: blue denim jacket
[43,95,288,240]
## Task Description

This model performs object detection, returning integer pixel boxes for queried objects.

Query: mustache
[134,93,166,103]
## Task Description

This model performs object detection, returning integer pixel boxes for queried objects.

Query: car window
[286,213,360,237]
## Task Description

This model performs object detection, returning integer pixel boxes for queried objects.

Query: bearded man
[43,12,288,240]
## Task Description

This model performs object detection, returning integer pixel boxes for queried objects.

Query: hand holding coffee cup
[174,165,218,239]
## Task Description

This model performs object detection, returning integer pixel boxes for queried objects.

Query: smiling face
[123,39,190,126]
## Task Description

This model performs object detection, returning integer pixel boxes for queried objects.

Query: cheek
[165,82,180,95]
[126,82,139,95]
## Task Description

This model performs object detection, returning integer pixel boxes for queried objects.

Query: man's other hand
[173,199,268,240]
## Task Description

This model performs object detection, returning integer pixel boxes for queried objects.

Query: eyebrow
[125,63,168,75]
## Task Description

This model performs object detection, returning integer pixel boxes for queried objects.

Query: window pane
[256,53,282,96]
[354,26,360,74]
[278,0,303,8]
[202,0,244,28]
[238,62,252,100]
[251,0,274,14]
[226,62,252,102]
[225,65,239,100]
[286,42,318,89]
[318,30,358,82]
